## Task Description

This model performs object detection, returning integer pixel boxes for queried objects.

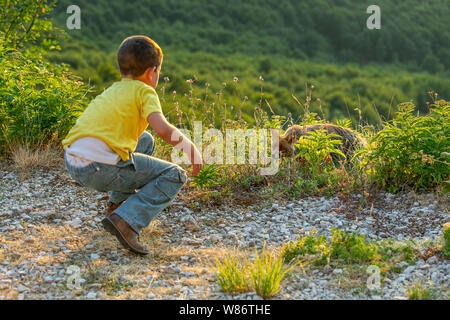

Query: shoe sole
[101,217,149,255]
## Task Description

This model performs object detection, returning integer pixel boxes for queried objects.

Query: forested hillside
[53,0,449,71]
[47,0,450,125]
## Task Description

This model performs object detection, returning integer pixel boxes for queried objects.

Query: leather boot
[101,213,149,255]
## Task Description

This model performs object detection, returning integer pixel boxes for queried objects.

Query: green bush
[330,229,379,264]
[282,229,379,265]
[282,230,330,264]
[379,241,417,264]
[357,99,450,192]
[290,128,351,196]
[0,48,89,153]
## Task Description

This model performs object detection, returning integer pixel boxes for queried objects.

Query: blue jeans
[64,131,187,234]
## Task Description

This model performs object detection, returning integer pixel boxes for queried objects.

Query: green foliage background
[47,0,449,125]
[51,0,450,70]
[1,0,448,191]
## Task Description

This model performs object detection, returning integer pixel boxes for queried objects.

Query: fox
[278,123,365,163]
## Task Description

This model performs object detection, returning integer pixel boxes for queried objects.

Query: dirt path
[0,166,448,300]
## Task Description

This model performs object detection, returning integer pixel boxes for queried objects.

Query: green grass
[215,248,299,299]
[101,276,135,296]
[281,230,331,265]
[280,229,425,280]
[408,282,436,300]
[330,229,379,264]
[379,240,417,265]
[215,254,250,294]
[443,223,450,258]
[249,249,299,299]
[281,229,380,266]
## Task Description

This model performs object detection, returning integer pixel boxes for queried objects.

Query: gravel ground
[0,166,448,300]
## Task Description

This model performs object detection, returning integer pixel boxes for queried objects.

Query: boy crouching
[62,36,202,255]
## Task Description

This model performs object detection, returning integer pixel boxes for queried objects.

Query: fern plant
[190,163,224,190]
[291,129,347,195]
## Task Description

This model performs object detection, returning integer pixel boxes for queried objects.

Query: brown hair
[117,35,163,77]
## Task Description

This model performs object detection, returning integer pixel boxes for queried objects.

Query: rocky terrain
[0,165,448,300]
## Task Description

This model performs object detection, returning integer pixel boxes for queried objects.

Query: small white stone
[404,266,415,274]
[426,256,438,264]
[333,269,343,275]
[17,284,28,292]
[90,253,100,260]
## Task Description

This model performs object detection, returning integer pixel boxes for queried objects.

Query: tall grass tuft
[443,223,450,258]
[215,248,300,299]
[215,254,250,294]
[249,248,298,299]
[11,143,62,170]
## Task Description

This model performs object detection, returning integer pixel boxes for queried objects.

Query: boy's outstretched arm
[147,112,203,175]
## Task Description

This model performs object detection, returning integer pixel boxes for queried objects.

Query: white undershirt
[65,137,120,167]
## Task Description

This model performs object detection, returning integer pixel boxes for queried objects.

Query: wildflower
[233,77,239,83]
[259,76,264,81]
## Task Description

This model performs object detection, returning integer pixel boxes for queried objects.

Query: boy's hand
[190,149,203,176]
[147,112,203,175]
[191,163,203,176]
[186,138,202,176]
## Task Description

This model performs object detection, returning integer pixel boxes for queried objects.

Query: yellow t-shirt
[62,78,162,161]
